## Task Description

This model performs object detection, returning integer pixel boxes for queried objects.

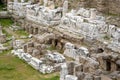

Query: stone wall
[79,0,120,15]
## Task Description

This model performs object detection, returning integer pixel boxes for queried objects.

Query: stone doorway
[106,61,111,71]
[117,65,120,71]
[34,27,38,34]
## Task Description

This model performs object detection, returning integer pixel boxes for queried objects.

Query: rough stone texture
[79,0,120,15]
[8,0,120,80]
[0,26,6,43]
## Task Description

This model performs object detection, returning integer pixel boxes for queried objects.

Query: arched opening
[97,48,104,53]
[54,39,58,47]
[117,65,120,71]
[106,61,111,71]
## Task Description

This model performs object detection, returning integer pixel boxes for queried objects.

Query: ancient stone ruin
[5,0,120,80]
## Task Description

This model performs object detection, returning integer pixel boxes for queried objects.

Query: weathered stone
[84,73,94,80]
[76,72,85,80]
[63,0,68,16]
[94,76,101,80]
[29,57,42,70]
[65,75,78,80]
[60,63,68,80]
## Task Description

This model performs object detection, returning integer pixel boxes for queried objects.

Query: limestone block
[90,8,97,20]
[65,75,78,80]
[17,49,24,59]
[29,57,43,70]
[23,44,27,53]
[77,8,90,18]
[76,72,85,80]
[94,76,101,80]
[34,44,42,50]
[60,63,68,80]
[64,42,77,59]
[76,47,89,57]
[22,53,32,62]
[39,64,54,74]
[63,0,68,16]
[116,60,120,66]
[84,73,94,80]
[32,49,40,57]
[27,47,34,54]
[46,52,65,63]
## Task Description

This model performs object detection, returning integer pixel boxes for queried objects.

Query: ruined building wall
[79,0,120,15]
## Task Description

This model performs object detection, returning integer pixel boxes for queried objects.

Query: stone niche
[97,53,120,72]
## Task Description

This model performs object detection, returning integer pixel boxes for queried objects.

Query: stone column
[90,8,97,20]
[43,0,48,7]
[63,0,68,16]
[60,63,68,80]
[23,44,27,53]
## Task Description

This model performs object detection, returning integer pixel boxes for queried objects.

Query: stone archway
[106,60,111,71]
[97,48,104,53]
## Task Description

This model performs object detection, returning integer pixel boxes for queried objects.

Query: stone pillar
[111,62,117,71]
[0,34,6,43]
[63,43,76,59]
[63,0,68,16]
[43,0,48,7]
[60,63,68,80]
[27,48,33,54]
[90,8,97,20]
[23,44,27,53]
[84,74,94,80]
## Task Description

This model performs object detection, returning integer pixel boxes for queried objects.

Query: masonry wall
[79,0,120,15]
